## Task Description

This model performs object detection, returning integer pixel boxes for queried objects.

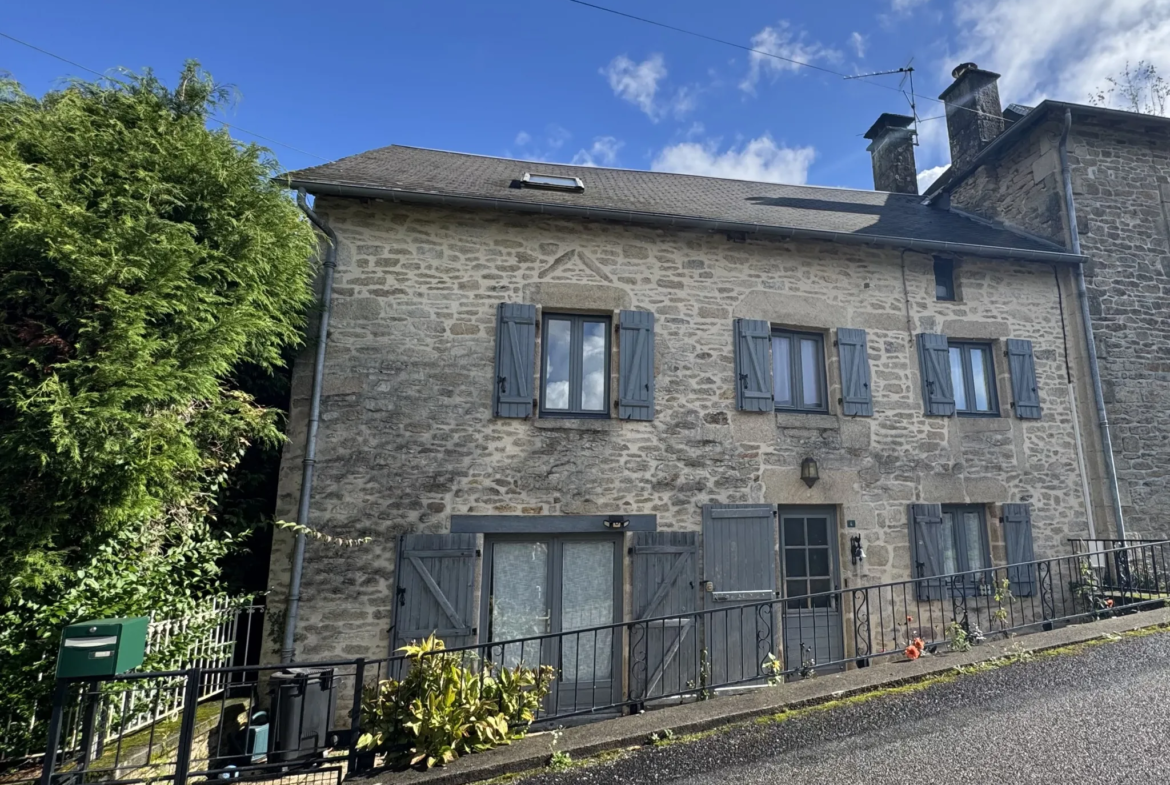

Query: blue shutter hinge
[739,372,748,389]
[497,375,507,395]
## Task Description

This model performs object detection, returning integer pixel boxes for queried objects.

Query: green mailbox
[56,617,149,679]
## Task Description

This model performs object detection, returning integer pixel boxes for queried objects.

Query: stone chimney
[864,113,918,194]
[939,63,1005,171]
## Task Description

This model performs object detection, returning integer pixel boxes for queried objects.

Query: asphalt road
[516,630,1170,784]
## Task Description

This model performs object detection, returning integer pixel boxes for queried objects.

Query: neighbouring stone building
[924,65,1170,541]
[263,62,1167,702]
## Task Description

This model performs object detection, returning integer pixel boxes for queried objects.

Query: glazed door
[779,509,845,676]
[482,535,622,714]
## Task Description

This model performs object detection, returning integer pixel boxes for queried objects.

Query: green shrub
[357,635,555,769]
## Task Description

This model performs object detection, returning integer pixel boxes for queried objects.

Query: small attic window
[522,173,585,192]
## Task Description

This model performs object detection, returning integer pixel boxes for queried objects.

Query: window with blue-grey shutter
[493,303,536,418]
[909,503,946,601]
[917,333,956,416]
[1006,339,1042,420]
[618,310,655,421]
[1002,503,1037,596]
[734,319,772,412]
[836,328,873,416]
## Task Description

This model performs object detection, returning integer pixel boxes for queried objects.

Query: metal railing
[28,540,1170,785]
[1069,538,1169,597]
[1,602,265,777]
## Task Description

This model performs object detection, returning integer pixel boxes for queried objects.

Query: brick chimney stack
[940,63,1005,172]
[864,113,918,194]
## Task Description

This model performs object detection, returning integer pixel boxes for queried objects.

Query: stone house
[264,62,1164,697]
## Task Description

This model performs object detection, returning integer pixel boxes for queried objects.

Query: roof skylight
[521,172,585,192]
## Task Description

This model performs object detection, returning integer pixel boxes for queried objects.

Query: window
[772,330,828,413]
[521,172,585,192]
[934,257,956,301]
[940,505,991,588]
[948,341,999,416]
[540,313,610,417]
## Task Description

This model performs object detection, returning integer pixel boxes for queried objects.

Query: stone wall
[264,198,1092,663]
[952,113,1170,539]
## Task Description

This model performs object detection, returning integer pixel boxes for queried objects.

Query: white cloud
[571,136,624,167]
[741,22,840,93]
[546,124,571,150]
[850,32,866,59]
[604,54,667,118]
[652,135,816,184]
[514,131,531,146]
[602,53,697,121]
[951,0,1170,111]
[916,164,949,192]
[891,0,930,11]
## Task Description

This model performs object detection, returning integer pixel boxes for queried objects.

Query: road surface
[517,629,1170,784]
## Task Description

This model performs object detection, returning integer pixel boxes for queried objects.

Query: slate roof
[283,145,1077,261]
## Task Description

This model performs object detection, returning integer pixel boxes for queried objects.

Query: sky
[4,0,1170,193]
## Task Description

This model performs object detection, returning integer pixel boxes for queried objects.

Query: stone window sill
[774,412,840,431]
[534,418,621,432]
[957,415,1012,433]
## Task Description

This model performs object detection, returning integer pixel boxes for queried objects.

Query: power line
[0,30,330,162]
[567,0,999,122]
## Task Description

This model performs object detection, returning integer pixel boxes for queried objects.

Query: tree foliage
[0,62,316,746]
[1089,60,1170,116]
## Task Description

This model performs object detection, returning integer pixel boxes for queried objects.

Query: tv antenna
[844,61,919,145]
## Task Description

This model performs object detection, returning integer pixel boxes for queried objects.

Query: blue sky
[4,1,1167,192]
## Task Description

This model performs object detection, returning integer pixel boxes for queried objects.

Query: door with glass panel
[482,535,622,714]
[779,509,844,676]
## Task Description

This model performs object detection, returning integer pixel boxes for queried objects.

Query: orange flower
[906,615,914,623]
[1105,598,1114,608]
[904,645,921,660]
[913,637,926,652]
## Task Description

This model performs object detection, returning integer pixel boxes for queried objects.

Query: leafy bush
[358,635,555,769]
[0,61,316,753]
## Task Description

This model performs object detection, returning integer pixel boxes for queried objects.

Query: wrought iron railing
[1,601,265,776]
[27,541,1170,785]
[1069,538,1169,597]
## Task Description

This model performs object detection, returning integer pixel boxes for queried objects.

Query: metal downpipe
[1058,108,1126,540]
[281,189,339,662]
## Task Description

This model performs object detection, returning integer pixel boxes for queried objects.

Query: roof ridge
[294,144,923,199]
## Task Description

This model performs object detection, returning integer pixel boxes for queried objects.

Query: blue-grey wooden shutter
[916,333,955,416]
[734,319,773,412]
[909,504,945,601]
[836,327,873,416]
[493,303,536,418]
[1006,339,1042,420]
[702,504,777,685]
[1002,503,1036,597]
[630,532,698,702]
[619,310,655,421]
[393,533,478,652]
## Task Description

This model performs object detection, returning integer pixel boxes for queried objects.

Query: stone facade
[265,197,1093,663]
[952,113,1170,539]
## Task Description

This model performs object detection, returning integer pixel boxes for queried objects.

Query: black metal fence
[24,540,1170,785]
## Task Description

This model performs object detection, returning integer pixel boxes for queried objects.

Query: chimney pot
[952,62,980,79]
[864,113,918,194]
[939,64,1004,172]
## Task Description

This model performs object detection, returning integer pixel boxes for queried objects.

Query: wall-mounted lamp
[800,457,820,488]
[850,535,865,565]
[603,516,630,529]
